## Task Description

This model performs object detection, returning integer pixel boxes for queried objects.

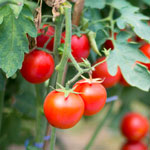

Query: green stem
[35,84,47,146]
[85,102,115,150]
[53,15,65,65]
[56,7,72,84]
[50,5,72,150]
[0,73,6,135]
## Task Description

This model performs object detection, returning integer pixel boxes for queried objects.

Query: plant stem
[35,84,47,146]
[84,102,115,150]
[49,5,72,150]
[0,71,6,135]
[53,15,65,65]
[44,11,64,150]
[56,6,72,84]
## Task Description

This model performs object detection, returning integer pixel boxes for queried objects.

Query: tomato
[20,49,55,84]
[61,32,90,62]
[138,43,150,70]
[121,141,148,150]
[120,74,130,86]
[140,43,150,59]
[43,90,84,129]
[37,24,55,51]
[104,32,117,50]
[73,79,107,116]
[120,112,149,141]
[92,57,121,88]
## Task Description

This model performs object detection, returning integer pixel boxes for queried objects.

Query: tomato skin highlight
[121,141,148,150]
[37,24,55,51]
[20,50,55,84]
[73,80,107,116]
[44,91,84,129]
[120,112,149,141]
[61,32,90,62]
[92,57,121,88]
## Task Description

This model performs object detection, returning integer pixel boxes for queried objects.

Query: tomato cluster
[44,79,107,129]
[120,112,149,150]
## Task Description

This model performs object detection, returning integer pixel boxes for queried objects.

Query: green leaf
[9,0,24,18]
[114,0,150,42]
[0,5,37,78]
[85,0,106,9]
[143,0,150,5]
[107,40,150,91]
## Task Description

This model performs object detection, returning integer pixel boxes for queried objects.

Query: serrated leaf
[0,5,37,78]
[9,0,24,18]
[107,40,150,91]
[114,0,150,42]
[85,0,106,9]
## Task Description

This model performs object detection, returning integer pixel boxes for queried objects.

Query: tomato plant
[43,90,84,129]
[61,32,90,62]
[20,49,55,84]
[73,79,107,116]
[92,57,121,88]
[121,141,148,150]
[120,112,149,141]
[0,0,150,150]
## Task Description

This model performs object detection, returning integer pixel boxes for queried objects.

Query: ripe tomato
[121,141,148,150]
[120,112,149,141]
[92,57,121,88]
[138,43,150,70]
[20,49,54,84]
[140,43,150,59]
[43,90,84,129]
[104,32,117,50]
[37,24,55,51]
[73,79,107,116]
[120,74,130,86]
[61,32,90,62]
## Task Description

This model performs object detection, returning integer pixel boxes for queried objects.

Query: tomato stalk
[84,102,115,150]
[35,84,47,146]
[50,4,72,150]
[43,16,64,150]
[0,72,6,135]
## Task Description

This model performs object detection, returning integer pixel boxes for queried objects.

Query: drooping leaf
[0,5,37,78]
[107,37,150,91]
[85,0,106,9]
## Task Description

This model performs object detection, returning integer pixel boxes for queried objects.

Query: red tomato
[92,57,121,88]
[43,90,84,129]
[120,74,130,86]
[138,43,150,70]
[20,49,54,84]
[121,141,148,150]
[61,32,90,62]
[37,24,55,51]
[120,112,149,141]
[73,79,107,116]
[104,32,117,50]
[140,43,150,59]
